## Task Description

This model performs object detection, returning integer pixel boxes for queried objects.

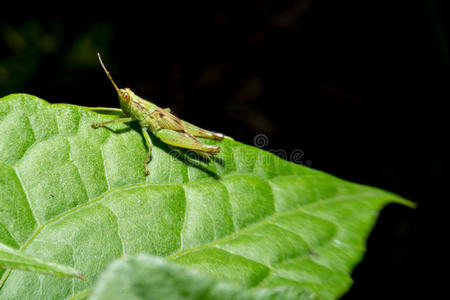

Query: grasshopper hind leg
[155,129,220,156]
[182,121,224,141]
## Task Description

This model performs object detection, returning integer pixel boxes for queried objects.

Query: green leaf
[0,242,83,279]
[0,94,413,299]
[89,254,314,300]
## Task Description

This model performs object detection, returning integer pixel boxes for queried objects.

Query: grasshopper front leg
[91,117,133,128]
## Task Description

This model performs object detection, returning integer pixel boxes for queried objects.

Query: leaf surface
[0,242,82,278]
[89,254,313,300]
[0,94,413,299]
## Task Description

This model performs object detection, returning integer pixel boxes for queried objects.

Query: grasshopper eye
[120,89,130,102]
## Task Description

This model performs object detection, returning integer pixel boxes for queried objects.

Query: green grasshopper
[91,54,224,176]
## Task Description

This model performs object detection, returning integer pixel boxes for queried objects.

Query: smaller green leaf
[89,254,317,300]
[0,242,83,279]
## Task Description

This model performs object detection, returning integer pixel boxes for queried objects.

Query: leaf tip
[391,196,417,209]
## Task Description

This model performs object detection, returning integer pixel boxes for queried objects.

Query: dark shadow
[156,140,221,180]
[186,150,225,168]
[143,131,222,180]
[210,155,224,167]
[89,109,124,117]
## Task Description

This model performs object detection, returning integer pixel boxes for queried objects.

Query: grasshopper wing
[152,107,187,131]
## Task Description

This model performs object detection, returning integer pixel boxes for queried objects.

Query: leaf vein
[12,165,40,227]
[179,185,189,253]
[215,181,237,233]
[98,204,125,256]
[166,192,379,260]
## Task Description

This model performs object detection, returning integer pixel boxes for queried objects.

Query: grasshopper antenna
[97,53,120,93]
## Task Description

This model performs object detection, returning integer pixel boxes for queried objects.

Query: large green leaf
[0,94,413,299]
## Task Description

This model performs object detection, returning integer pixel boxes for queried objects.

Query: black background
[1,1,445,298]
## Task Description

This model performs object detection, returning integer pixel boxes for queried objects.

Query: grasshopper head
[118,88,135,115]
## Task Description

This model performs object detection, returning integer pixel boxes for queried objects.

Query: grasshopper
[91,54,224,176]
